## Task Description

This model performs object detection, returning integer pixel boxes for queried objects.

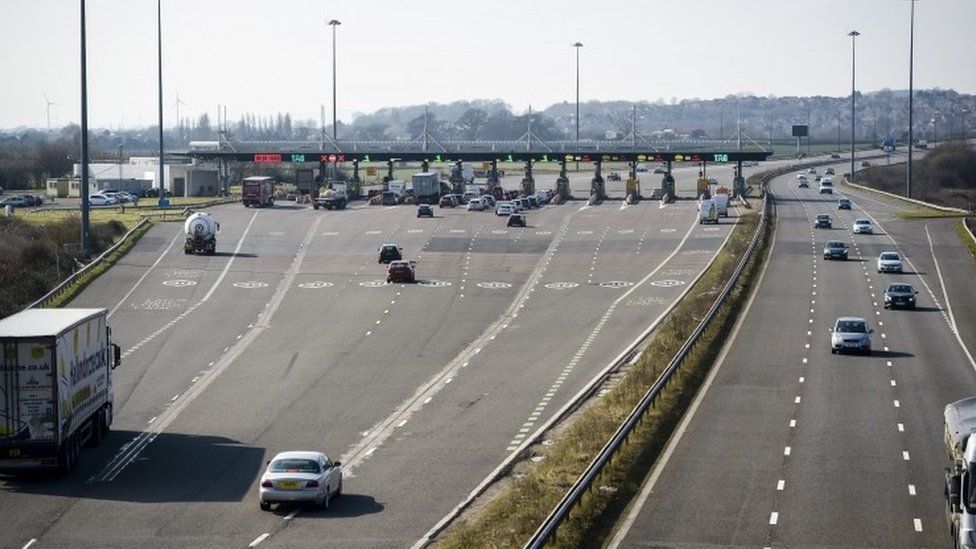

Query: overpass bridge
[174,140,773,200]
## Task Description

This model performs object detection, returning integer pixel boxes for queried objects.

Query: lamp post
[572,42,583,171]
[79,0,90,257]
[328,19,340,142]
[156,0,167,206]
[848,30,860,183]
[907,0,918,198]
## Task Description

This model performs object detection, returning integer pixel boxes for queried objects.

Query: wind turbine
[44,94,55,132]
[173,90,187,140]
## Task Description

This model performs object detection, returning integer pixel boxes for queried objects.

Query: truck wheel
[56,443,71,475]
[89,410,104,447]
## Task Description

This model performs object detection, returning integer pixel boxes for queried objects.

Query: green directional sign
[291,154,306,163]
[363,154,371,162]
[713,154,729,162]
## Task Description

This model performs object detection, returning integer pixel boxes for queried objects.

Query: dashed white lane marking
[769,512,779,525]
[894,400,900,408]
[284,509,299,520]
[914,518,923,532]
[908,484,916,496]
[22,540,37,549]
[790,419,797,428]
[903,451,911,461]
[898,423,905,432]
[777,480,785,491]
[91,215,322,483]
[249,533,270,547]
[794,396,801,404]
[784,446,792,456]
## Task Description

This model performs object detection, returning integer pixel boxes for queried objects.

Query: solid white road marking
[22,540,37,549]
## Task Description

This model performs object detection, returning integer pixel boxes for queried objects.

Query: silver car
[877,251,903,273]
[259,451,342,511]
[852,218,873,234]
[830,317,872,355]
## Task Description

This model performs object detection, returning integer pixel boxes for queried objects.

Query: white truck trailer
[0,308,120,473]
[945,397,976,548]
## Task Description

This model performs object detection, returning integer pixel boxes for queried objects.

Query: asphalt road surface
[1,163,767,548]
[611,159,976,548]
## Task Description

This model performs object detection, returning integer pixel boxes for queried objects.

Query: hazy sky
[2,0,974,130]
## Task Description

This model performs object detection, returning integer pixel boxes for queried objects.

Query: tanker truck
[184,211,219,255]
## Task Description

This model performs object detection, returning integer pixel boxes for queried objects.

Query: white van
[698,199,719,224]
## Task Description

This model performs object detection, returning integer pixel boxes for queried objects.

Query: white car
[819,179,834,194]
[467,198,485,211]
[852,218,873,234]
[877,251,903,273]
[259,451,342,511]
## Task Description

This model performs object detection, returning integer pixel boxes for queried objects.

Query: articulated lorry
[945,397,976,548]
[412,172,441,204]
[0,308,121,474]
[184,211,219,255]
[242,176,275,207]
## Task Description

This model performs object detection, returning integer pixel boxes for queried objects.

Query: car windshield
[817,215,829,220]
[888,284,913,293]
[856,219,870,225]
[880,253,899,260]
[836,321,867,333]
[826,242,845,249]
[269,459,320,473]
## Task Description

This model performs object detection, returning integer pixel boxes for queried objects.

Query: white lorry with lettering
[0,308,120,474]
[944,397,976,548]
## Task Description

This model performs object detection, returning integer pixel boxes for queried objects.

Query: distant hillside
[858,141,976,210]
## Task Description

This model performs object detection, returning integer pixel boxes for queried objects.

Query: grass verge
[893,210,969,219]
[43,219,155,309]
[956,218,976,261]
[434,205,770,548]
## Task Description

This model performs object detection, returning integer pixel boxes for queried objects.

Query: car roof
[855,218,871,223]
[825,240,846,245]
[835,316,867,323]
[271,451,326,461]
[817,213,830,217]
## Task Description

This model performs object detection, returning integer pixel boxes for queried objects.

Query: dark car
[831,153,841,159]
[417,204,434,218]
[439,195,456,208]
[382,191,398,206]
[815,214,832,229]
[387,260,416,283]
[378,244,403,264]
[884,283,918,309]
[607,172,622,181]
[527,196,539,208]
[507,213,526,227]
[823,240,849,260]
[838,198,852,210]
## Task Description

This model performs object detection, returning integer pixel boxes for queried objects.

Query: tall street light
[907,0,918,198]
[573,42,583,147]
[157,0,167,206]
[328,19,341,143]
[79,0,90,257]
[848,30,860,183]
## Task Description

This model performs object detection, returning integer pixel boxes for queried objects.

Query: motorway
[611,159,976,547]
[2,163,762,548]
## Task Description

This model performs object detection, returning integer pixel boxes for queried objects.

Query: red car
[387,260,416,283]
